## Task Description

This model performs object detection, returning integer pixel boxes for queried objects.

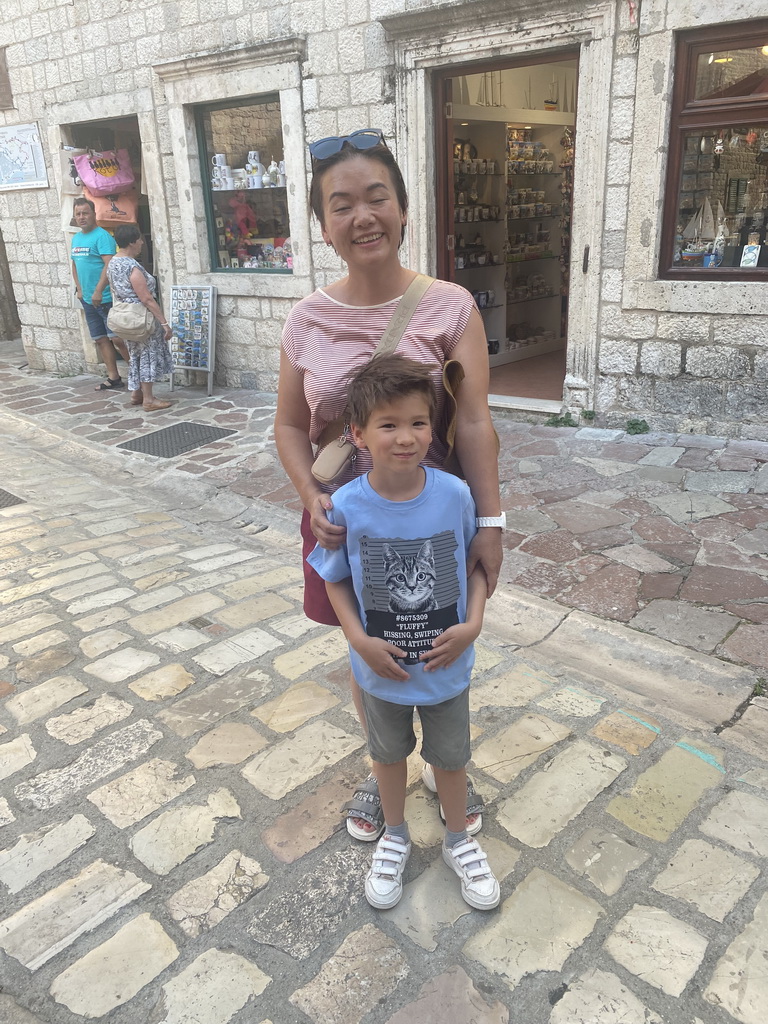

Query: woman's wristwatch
[476,513,506,528]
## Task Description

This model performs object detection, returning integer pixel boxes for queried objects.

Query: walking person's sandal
[94,377,125,391]
[342,773,385,842]
[422,762,484,835]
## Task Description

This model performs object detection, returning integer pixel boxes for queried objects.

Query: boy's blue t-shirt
[308,467,477,706]
[71,226,115,303]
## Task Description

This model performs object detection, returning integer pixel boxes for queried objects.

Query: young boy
[308,354,499,911]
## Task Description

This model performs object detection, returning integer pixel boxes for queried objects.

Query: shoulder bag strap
[371,273,434,357]
[317,274,435,448]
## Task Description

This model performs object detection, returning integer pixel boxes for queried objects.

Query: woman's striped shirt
[282,278,474,484]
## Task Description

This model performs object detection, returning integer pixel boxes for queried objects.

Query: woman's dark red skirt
[300,508,341,626]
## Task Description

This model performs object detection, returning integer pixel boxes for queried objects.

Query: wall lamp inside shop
[708,52,733,63]
[762,45,768,56]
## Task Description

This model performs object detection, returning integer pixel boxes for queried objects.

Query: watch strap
[476,513,506,529]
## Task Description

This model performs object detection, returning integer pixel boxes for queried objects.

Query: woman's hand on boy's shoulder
[309,493,346,550]
[419,622,480,671]
[352,636,410,681]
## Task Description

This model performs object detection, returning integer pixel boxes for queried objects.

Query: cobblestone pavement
[2,345,768,678]
[1,354,768,1024]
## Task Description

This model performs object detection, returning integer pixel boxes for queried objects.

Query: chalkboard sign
[168,285,217,396]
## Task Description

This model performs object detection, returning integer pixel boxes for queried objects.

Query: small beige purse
[311,274,434,485]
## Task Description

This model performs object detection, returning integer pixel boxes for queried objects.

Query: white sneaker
[365,834,411,909]
[442,837,500,910]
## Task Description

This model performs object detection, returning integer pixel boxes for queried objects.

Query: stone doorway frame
[46,92,172,375]
[381,0,617,412]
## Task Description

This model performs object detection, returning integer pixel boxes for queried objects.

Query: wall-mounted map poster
[0,123,48,191]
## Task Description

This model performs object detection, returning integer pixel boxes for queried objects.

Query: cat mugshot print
[362,533,461,665]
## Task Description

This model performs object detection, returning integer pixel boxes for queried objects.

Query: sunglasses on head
[308,128,386,162]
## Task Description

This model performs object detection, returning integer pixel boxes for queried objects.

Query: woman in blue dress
[107,224,174,411]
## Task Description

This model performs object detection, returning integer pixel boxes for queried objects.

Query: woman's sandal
[94,377,125,391]
[422,762,484,836]
[342,773,385,842]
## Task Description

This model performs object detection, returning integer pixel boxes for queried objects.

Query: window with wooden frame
[661,22,768,279]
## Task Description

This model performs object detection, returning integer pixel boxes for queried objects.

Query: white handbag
[106,301,154,342]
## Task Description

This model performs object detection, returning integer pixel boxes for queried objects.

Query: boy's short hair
[347,354,437,427]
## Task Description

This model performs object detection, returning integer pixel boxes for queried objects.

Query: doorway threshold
[488,394,563,414]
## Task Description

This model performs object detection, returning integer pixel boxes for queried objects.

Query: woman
[106,224,174,411]
[274,129,503,841]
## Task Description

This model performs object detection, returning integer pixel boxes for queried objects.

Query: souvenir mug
[248,174,263,188]
[248,151,261,165]
[212,154,227,166]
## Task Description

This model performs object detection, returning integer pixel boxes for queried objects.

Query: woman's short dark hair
[114,224,141,249]
[309,143,409,244]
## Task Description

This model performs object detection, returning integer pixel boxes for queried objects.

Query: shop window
[661,22,768,278]
[195,95,292,273]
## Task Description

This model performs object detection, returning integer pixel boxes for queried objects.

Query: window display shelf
[455,261,504,270]
[489,335,565,367]
[507,292,556,305]
[212,185,287,194]
[506,252,557,263]
[506,171,562,177]
[507,212,560,222]
[454,216,504,223]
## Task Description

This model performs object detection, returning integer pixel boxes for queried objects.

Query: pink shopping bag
[73,149,135,196]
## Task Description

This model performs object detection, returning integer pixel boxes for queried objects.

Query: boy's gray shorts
[360,686,470,771]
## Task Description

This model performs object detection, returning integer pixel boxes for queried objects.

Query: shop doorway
[59,116,153,370]
[61,116,153,274]
[434,53,579,406]
[0,227,21,341]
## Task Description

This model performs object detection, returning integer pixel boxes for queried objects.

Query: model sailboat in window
[679,196,717,263]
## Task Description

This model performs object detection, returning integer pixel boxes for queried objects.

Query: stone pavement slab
[0,860,150,970]
[463,868,603,988]
[153,947,271,1024]
[549,968,666,1024]
[604,904,709,997]
[290,923,409,1024]
[704,892,768,1024]
[49,913,179,1017]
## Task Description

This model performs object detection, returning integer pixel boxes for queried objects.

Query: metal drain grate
[116,422,237,458]
[0,489,26,509]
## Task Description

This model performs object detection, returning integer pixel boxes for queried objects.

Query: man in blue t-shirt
[70,196,128,390]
